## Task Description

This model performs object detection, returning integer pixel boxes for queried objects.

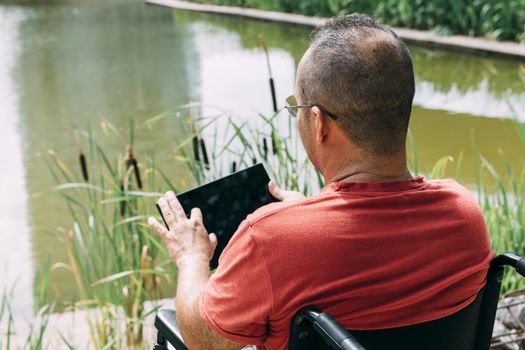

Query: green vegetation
[3,105,525,348]
[1,261,54,350]
[187,0,525,43]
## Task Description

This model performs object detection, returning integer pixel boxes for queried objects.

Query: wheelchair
[153,253,525,350]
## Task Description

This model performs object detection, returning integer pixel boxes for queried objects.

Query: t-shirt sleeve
[199,220,273,345]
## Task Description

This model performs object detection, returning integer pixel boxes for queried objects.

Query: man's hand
[147,191,245,350]
[268,181,306,202]
[148,191,218,267]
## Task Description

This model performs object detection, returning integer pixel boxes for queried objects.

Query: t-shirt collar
[322,176,427,194]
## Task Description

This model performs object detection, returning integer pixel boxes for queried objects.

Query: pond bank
[146,0,525,61]
[8,299,173,349]
[8,298,256,349]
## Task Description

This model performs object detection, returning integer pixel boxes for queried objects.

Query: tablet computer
[157,163,276,269]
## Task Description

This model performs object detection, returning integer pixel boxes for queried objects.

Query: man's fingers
[157,197,177,229]
[209,233,218,252]
[190,207,203,223]
[268,181,306,202]
[165,191,186,219]
[147,216,170,240]
[268,181,284,201]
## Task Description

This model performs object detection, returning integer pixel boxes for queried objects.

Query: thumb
[268,181,284,201]
[209,233,218,252]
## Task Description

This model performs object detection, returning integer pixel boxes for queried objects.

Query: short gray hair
[299,14,415,155]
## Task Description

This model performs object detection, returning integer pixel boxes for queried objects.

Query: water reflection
[7,0,201,308]
[409,107,525,183]
[174,9,525,184]
[0,6,34,317]
[176,10,525,121]
[412,48,525,119]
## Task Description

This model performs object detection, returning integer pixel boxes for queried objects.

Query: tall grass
[0,288,15,350]
[0,263,54,350]
[44,117,170,348]
[187,0,525,43]
[475,136,525,293]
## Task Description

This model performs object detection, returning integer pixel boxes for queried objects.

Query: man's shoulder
[424,178,484,218]
[426,178,467,189]
[246,197,314,226]
[244,190,338,228]
[426,178,477,201]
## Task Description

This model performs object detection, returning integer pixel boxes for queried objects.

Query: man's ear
[311,106,329,144]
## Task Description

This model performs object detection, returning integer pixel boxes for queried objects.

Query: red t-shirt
[199,177,493,350]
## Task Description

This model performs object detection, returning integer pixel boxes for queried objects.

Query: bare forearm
[176,256,244,350]
[175,255,211,348]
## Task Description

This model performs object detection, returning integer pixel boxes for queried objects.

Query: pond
[1,0,524,317]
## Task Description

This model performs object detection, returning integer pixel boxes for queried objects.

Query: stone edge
[146,0,525,61]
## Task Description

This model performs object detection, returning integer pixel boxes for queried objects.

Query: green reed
[0,289,15,350]
[188,0,525,43]
[44,117,172,348]
[475,154,525,293]
[0,261,54,350]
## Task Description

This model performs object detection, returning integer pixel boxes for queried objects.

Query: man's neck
[329,169,413,184]
[323,152,412,184]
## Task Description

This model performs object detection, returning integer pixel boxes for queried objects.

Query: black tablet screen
[159,163,276,269]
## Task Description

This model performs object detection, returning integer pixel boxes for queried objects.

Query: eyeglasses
[284,95,338,120]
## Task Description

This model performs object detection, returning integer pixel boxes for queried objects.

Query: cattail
[131,157,142,189]
[120,180,126,216]
[192,123,200,162]
[156,203,169,229]
[271,131,278,155]
[192,137,200,163]
[263,138,268,160]
[200,138,210,170]
[126,147,143,189]
[231,161,237,173]
[79,153,88,182]
[75,131,89,182]
[269,78,277,113]
[259,34,278,113]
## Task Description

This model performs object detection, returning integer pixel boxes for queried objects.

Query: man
[148,14,492,350]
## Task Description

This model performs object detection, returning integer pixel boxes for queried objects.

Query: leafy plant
[186,0,525,42]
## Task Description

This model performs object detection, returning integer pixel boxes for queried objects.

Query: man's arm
[148,191,245,350]
[175,254,245,350]
[147,183,303,349]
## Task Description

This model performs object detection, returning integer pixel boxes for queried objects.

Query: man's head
[294,14,415,173]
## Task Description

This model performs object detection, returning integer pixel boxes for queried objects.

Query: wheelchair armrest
[291,308,366,350]
[492,253,525,277]
[154,309,189,350]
